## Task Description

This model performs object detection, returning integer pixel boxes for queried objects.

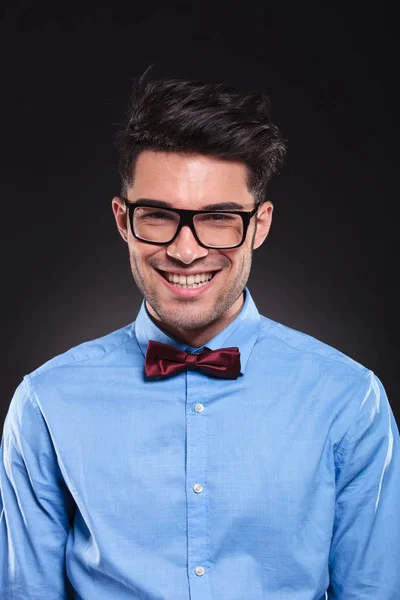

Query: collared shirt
[1,288,399,599]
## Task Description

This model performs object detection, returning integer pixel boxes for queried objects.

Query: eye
[147,211,173,220]
[135,208,176,222]
[203,212,236,222]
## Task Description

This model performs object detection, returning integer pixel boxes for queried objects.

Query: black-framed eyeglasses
[122,198,259,250]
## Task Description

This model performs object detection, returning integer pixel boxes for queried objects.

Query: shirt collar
[134,287,260,375]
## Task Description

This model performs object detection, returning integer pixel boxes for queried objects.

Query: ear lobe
[112,197,128,242]
[253,202,273,250]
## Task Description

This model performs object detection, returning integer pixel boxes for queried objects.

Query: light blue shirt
[1,288,399,599]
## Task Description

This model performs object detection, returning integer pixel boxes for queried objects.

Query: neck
[146,294,244,348]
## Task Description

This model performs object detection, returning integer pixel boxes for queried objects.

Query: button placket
[186,370,211,598]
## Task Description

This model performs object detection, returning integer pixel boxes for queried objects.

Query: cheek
[223,248,248,273]
[129,245,167,279]
[129,243,153,265]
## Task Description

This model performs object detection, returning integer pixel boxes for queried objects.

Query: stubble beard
[128,249,254,334]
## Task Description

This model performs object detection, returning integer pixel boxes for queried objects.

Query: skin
[112,150,273,347]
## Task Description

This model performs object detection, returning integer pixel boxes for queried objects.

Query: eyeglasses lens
[133,207,243,248]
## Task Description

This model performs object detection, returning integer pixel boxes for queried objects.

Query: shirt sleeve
[0,376,76,599]
[327,371,400,599]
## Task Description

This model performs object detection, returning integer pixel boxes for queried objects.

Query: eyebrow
[130,198,246,210]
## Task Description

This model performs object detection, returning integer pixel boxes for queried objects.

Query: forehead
[130,150,253,207]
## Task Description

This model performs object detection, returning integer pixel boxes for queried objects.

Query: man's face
[112,150,273,345]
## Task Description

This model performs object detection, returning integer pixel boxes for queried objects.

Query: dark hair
[117,71,286,203]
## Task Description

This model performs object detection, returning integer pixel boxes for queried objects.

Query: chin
[157,304,216,330]
[164,313,212,331]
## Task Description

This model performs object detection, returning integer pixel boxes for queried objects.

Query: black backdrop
[1,3,398,429]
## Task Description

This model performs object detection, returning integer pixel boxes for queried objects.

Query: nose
[166,225,209,264]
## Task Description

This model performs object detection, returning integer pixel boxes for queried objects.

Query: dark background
[1,3,398,430]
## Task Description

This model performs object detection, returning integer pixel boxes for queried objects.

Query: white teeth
[164,271,214,287]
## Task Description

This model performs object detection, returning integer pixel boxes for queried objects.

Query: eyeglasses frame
[122,198,260,250]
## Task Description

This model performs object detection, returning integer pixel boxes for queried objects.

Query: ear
[253,201,273,250]
[111,196,128,243]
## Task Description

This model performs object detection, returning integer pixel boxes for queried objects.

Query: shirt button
[195,403,204,413]
[193,483,203,493]
[195,566,205,576]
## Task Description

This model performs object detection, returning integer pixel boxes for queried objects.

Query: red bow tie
[144,340,241,380]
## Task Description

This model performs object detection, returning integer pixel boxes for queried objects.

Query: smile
[160,271,216,289]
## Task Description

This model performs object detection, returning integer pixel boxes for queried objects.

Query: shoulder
[255,315,386,438]
[26,321,138,384]
[4,322,142,434]
[257,313,369,379]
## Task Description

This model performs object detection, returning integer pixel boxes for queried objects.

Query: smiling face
[112,150,273,347]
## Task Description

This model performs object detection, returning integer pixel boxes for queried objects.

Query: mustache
[149,260,228,272]
[148,256,229,272]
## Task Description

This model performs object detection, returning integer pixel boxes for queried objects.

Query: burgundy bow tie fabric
[144,340,241,380]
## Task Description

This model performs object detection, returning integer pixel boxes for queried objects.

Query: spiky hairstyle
[117,71,286,203]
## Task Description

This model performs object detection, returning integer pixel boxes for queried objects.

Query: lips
[157,269,219,294]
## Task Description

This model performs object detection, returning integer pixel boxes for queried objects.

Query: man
[1,74,399,600]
